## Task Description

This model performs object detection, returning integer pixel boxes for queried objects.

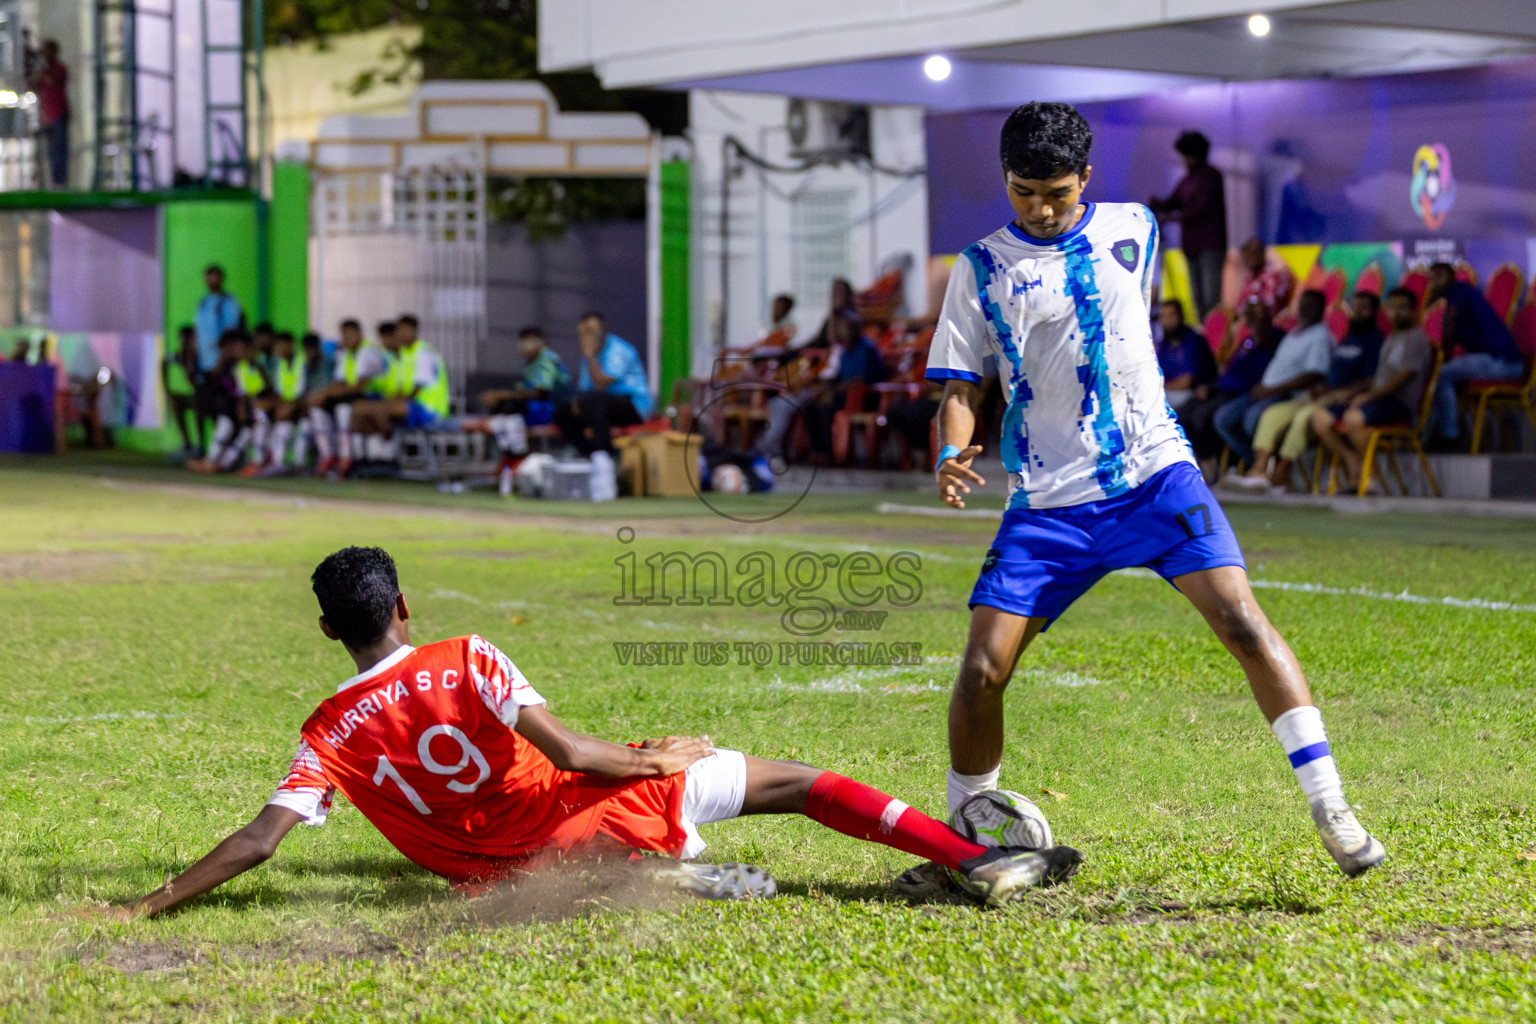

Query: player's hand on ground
[639,734,716,775]
[937,445,986,508]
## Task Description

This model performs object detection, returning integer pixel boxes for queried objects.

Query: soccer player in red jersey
[110,547,1080,918]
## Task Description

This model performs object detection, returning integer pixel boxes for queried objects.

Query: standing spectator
[1149,131,1226,319]
[29,39,70,188]
[1423,262,1524,447]
[1309,287,1435,490]
[193,264,244,372]
[162,325,204,457]
[1235,239,1296,319]
[1153,299,1217,412]
[554,312,652,455]
[1215,290,1331,481]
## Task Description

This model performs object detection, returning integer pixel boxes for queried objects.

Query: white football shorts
[679,748,747,858]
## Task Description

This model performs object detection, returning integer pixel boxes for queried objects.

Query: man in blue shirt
[1153,300,1216,412]
[556,312,653,455]
[802,311,885,460]
[1425,262,1524,445]
[193,265,245,372]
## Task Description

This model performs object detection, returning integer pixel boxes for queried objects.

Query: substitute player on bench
[107,547,1080,920]
[908,102,1382,892]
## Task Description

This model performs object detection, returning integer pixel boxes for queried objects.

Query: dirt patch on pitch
[0,551,140,582]
[1398,925,1536,958]
[97,933,407,975]
[459,858,688,928]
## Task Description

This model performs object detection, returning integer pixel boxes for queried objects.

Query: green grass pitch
[1,458,1534,1021]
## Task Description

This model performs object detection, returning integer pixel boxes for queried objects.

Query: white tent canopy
[540,0,1536,107]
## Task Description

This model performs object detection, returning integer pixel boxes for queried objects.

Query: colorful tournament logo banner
[1409,144,1456,230]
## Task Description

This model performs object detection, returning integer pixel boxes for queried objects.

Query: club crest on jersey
[1111,238,1139,272]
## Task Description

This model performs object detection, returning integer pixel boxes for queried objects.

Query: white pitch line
[1111,567,1536,614]
[875,501,999,520]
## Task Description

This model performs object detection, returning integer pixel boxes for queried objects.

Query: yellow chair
[1324,349,1442,498]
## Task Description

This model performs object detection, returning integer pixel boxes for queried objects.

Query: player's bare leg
[1174,565,1385,876]
[700,755,1079,905]
[948,608,1050,807]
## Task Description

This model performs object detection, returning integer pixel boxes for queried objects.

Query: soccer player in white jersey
[900,103,1383,892]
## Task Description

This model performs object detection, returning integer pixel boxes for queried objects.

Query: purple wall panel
[47,209,163,333]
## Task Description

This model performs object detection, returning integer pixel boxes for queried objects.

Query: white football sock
[335,404,353,459]
[309,408,334,459]
[251,411,270,461]
[1271,705,1346,808]
[946,766,1001,817]
[221,426,250,469]
[270,421,293,463]
[292,420,311,466]
[207,416,234,464]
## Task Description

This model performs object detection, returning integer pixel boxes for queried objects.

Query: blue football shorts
[969,460,1246,623]
[405,401,441,428]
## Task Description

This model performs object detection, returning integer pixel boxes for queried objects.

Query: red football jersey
[270,635,687,882]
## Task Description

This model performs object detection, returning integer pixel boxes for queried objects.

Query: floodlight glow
[923,55,952,82]
[1247,13,1271,36]
[0,91,18,107]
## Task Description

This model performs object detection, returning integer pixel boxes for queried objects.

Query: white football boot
[950,846,1083,907]
[1312,800,1386,877]
[652,861,777,900]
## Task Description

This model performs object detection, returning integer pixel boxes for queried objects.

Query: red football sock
[805,772,986,871]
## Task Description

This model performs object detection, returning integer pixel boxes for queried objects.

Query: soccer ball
[950,790,1053,850]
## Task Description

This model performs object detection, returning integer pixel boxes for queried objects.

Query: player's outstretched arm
[514,705,712,778]
[109,805,305,921]
[936,379,986,508]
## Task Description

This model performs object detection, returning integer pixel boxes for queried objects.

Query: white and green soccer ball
[950,790,1053,850]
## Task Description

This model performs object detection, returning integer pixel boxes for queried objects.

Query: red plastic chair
[1455,261,1478,286]
[1399,268,1429,313]
[1324,304,1350,341]
[1422,298,1447,345]
[1322,267,1347,309]
[1355,264,1385,297]
[1466,304,1536,454]
[1484,263,1524,327]
[1201,306,1233,357]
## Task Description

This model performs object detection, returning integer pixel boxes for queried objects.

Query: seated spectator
[554,312,652,456]
[802,314,886,461]
[883,328,941,469]
[1424,261,1524,447]
[1214,291,1331,482]
[1230,290,1382,492]
[1236,238,1296,319]
[758,294,797,347]
[479,326,572,417]
[351,314,450,452]
[803,279,860,352]
[1310,287,1434,490]
[243,331,309,477]
[188,329,255,474]
[162,324,204,457]
[1178,300,1280,469]
[1153,299,1216,412]
[306,319,389,477]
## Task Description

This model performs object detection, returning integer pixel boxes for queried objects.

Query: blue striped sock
[1271,705,1345,807]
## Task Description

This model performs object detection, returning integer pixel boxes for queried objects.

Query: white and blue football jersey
[926,202,1194,510]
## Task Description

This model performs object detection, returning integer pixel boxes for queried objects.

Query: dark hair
[518,325,545,339]
[276,331,296,344]
[177,323,195,337]
[205,263,224,276]
[1160,299,1185,318]
[302,332,321,347]
[579,311,605,325]
[1386,287,1417,305]
[1000,102,1092,181]
[378,320,396,335]
[1297,289,1327,321]
[397,314,419,328]
[311,546,400,649]
[254,322,274,336]
[1428,262,1455,276]
[340,318,361,331]
[217,328,248,347]
[1353,290,1381,312]
[1174,131,1211,161]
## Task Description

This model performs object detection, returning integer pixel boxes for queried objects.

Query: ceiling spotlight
[1247,13,1271,36]
[923,55,952,81]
